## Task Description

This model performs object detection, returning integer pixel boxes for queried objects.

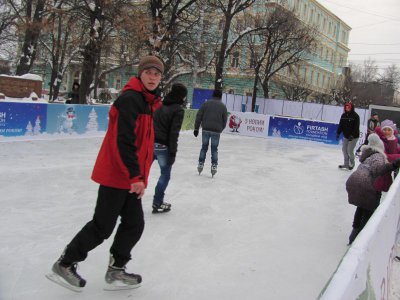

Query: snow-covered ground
[0,132,398,299]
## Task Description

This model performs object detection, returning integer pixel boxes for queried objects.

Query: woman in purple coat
[346,133,400,244]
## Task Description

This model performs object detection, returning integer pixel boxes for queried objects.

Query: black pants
[62,185,144,267]
[352,192,382,230]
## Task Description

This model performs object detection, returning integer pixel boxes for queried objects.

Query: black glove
[168,153,176,166]
[336,133,340,141]
[193,130,199,137]
[348,136,354,141]
[392,158,400,169]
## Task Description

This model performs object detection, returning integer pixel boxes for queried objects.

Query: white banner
[224,112,269,138]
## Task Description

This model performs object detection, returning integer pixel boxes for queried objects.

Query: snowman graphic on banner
[59,107,76,134]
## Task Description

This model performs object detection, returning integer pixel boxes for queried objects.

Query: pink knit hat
[380,119,397,132]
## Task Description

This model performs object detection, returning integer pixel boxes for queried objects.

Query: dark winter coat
[367,118,380,134]
[194,97,228,133]
[337,105,360,139]
[91,76,161,189]
[153,94,185,155]
[69,83,80,104]
[346,146,394,211]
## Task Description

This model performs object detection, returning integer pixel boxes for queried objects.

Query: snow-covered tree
[25,121,33,135]
[86,108,98,132]
[33,116,41,135]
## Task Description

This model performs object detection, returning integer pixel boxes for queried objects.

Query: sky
[317,0,400,73]
[0,132,399,299]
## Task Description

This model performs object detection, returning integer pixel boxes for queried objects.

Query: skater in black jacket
[152,83,187,213]
[336,102,360,170]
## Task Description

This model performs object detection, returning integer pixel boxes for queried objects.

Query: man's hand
[129,181,145,199]
[193,129,199,137]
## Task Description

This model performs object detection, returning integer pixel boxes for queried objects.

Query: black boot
[348,227,360,245]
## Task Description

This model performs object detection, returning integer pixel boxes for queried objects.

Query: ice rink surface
[0,132,363,299]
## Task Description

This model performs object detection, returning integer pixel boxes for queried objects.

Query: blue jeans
[199,130,220,165]
[153,143,172,206]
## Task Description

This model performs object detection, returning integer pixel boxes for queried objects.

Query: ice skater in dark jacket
[194,89,228,177]
[346,133,400,244]
[152,83,187,213]
[47,55,164,292]
[336,102,360,170]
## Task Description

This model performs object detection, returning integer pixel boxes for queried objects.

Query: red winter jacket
[91,77,161,189]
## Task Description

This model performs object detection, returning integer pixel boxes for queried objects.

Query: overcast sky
[318,0,400,73]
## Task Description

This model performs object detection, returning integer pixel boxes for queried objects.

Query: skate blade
[104,282,141,291]
[152,209,171,214]
[45,272,84,293]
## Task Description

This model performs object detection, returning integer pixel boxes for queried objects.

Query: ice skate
[152,202,171,214]
[211,164,217,177]
[338,165,352,170]
[46,260,86,292]
[197,162,204,175]
[104,256,142,291]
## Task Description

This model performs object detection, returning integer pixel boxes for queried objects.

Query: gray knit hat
[138,55,164,75]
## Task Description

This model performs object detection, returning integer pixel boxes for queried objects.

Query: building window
[99,74,107,88]
[310,70,314,84]
[250,51,258,68]
[322,75,325,88]
[115,77,121,90]
[309,9,314,24]
[341,30,346,43]
[316,72,320,86]
[218,19,224,30]
[231,51,240,68]
[73,71,80,83]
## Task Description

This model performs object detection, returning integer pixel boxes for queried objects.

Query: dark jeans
[62,185,144,267]
[153,143,172,206]
[199,130,221,165]
[352,192,382,230]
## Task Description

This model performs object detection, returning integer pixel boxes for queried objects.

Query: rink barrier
[318,176,400,300]
[224,112,367,145]
[0,103,367,147]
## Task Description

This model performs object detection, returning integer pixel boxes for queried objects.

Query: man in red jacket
[47,55,164,292]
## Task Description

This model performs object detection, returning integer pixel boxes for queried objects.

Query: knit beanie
[138,55,164,75]
[168,83,187,103]
[367,133,385,152]
[380,119,396,132]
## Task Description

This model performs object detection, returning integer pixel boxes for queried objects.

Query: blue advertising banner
[0,102,47,136]
[192,88,213,109]
[268,116,339,144]
[46,104,110,135]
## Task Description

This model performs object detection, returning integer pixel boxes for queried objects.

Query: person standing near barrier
[46,55,164,291]
[152,83,187,213]
[194,89,228,177]
[346,133,400,245]
[356,112,380,155]
[336,102,360,170]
